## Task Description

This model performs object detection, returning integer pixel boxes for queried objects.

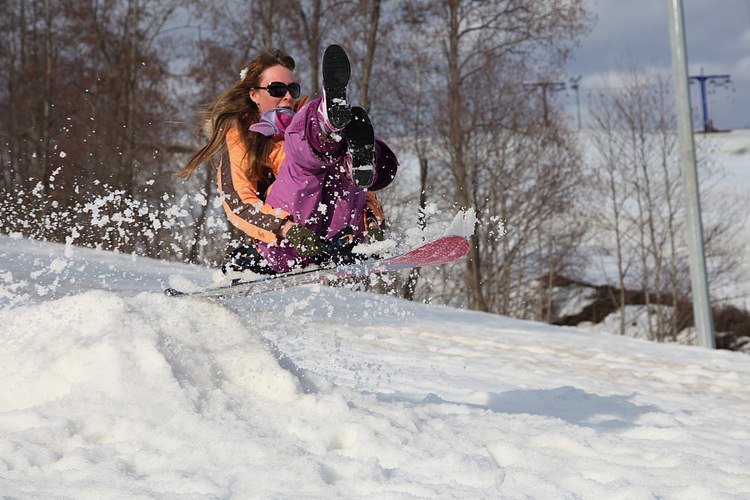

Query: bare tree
[588,92,632,335]
[287,0,323,95]
[0,0,188,257]
[586,64,746,341]
[427,0,592,310]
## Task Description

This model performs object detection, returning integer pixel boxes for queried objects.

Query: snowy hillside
[577,127,750,310]
[1,234,749,497]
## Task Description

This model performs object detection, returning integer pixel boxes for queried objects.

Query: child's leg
[266,105,370,241]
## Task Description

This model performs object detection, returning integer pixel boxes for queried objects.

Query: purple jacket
[257,97,398,272]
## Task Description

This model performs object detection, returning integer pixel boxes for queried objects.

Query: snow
[2,234,750,497]
[696,130,750,310]
[445,208,479,238]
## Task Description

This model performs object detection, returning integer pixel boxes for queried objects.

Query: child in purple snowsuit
[258,99,398,271]
[256,45,398,272]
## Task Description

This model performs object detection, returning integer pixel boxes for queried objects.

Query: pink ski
[165,236,470,299]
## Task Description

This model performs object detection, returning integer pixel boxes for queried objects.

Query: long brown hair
[176,49,296,180]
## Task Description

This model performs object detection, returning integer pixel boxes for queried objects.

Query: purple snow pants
[258,97,398,272]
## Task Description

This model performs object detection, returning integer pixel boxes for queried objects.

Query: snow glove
[366,225,384,243]
[285,224,324,258]
[365,208,384,242]
[286,224,360,264]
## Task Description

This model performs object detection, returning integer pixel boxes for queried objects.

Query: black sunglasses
[252,81,301,99]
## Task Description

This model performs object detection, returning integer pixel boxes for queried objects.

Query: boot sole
[322,44,352,130]
[346,106,375,188]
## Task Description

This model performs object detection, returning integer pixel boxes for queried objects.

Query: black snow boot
[321,44,352,130]
[345,106,375,188]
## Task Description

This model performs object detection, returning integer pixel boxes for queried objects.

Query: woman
[178,45,398,274]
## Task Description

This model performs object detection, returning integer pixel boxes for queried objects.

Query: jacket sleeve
[217,127,290,244]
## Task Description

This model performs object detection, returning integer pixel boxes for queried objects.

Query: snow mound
[1,234,750,497]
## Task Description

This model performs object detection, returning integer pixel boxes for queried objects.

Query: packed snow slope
[1,234,750,498]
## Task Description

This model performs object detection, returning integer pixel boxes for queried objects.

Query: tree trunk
[403,157,428,300]
[358,0,380,112]
[293,0,321,96]
[40,0,53,206]
[446,0,484,310]
[261,0,274,48]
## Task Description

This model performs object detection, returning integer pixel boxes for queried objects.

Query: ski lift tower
[689,71,731,132]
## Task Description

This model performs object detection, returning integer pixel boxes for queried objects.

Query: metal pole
[571,76,582,130]
[698,77,709,131]
[667,0,716,348]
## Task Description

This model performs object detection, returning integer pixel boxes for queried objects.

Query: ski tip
[164,287,186,297]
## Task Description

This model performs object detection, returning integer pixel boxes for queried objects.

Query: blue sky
[566,0,750,130]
